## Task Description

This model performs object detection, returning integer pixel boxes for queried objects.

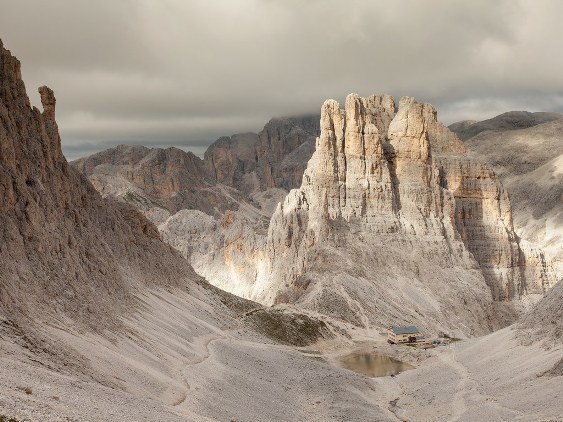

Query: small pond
[339,352,414,377]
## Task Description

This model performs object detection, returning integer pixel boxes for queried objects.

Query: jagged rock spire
[259,93,555,315]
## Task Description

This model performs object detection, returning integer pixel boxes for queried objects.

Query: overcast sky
[2,0,563,160]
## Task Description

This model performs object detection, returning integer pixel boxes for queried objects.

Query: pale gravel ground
[0,288,395,422]
[379,327,563,422]
[1,288,561,421]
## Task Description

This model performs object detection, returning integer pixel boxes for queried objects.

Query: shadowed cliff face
[71,116,321,223]
[451,115,563,282]
[264,95,554,296]
[73,144,210,198]
[71,88,557,335]
[0,39,197,329]
[1,40,359,422]
[204,115,320,193]
[71,144,249,223]
[66,80,558,335]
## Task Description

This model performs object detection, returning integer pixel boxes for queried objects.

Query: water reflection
[339,352,414,377]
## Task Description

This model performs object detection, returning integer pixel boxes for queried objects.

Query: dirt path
[439,349,524,421]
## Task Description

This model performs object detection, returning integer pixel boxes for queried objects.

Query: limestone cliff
[203,132,259,192]
[450,115,563,281]
[0,41,344,422]
[69,86,557,334]
[244,94,556,333]
[204,115,319,193]
[269,96,551,288]
[72,145,248,223]
[0,39,196,328]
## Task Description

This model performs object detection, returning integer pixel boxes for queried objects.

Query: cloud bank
[2,0,563,159]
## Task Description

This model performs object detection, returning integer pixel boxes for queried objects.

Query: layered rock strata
[0,40,352,422]
[242,94,556,332]
[450,116,563,281]
[72,145,249,223]
[204,115,320,193]
[203,132,259,192]
[69,84,557,334]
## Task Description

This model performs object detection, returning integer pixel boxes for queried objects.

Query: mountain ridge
[449,110,562,140]
[452,113,563,281]
[2,37,562,422]
[79,93,558,336]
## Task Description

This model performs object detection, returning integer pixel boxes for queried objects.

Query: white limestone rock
[219,94,557,334]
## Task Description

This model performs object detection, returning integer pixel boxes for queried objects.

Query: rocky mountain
[3,38,561,422]
[71,144,251,224]
[203,132,259,192]
[204,114,319,193]
[231,95,555,332]
[134,95,557,336]
[0,42,198,329]
[75,93,558,335]
[1,38,392,422]
[71,114,321,224]
[450,114,563,280]
[450,111,562,141]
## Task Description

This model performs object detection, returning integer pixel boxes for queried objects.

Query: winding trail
[439,349,524,421]
[173,333,227,407]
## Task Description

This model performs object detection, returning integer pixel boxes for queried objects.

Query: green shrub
[0,415,22,422]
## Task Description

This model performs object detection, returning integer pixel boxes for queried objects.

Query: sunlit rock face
[72,89,557,335]
[242,94,556,333]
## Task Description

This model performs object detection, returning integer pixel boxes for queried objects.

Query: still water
[339,352,414,377]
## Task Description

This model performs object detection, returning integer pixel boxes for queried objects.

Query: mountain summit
[197,94,557,334]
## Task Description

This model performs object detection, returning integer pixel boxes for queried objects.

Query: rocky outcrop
[204,132,259,192]
[204,115,319,193]
[0,39,197,328]
[72,145,248,223]
[74,114,320,224]
[73,145,210,202]
[452,115,563,281]
[518,279,563,347]
[255,115,320,190]
[71,86,556,333]
[228,94,556,333]
[158,208,271,300]
[0,40,353,422]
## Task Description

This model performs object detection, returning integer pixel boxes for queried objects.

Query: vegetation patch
[0,416,22,422]
[123,191,143,204]
[243,309,333,347]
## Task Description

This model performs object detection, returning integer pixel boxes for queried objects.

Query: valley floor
[0,290,561,422]
[377,328,563,422]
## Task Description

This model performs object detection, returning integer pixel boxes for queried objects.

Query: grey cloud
[1,0,562,160]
